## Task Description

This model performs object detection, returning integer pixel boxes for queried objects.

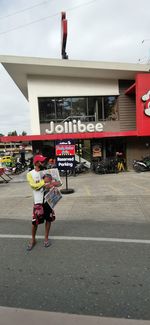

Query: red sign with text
[56,144,75,156]
[136,73,150,135]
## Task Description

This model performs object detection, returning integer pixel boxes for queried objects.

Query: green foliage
[21,131,27,136]
[8,130,18,136]
[5,130,27,136]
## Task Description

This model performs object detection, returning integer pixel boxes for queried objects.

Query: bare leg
[44,221,51,243]
[31,224,38,244]
[27,224,38,250]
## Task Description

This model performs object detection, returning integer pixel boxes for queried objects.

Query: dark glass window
[39,98,56,121]
[46,99,56,120]
[71,97,87,119]
[55,98,72,120]
[38,96,118,123]
[104,96,118,120]
[88,97,96,120]
[97,97,103,120]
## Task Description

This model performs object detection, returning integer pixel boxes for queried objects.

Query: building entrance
[90,138,126,172]
[105,138,126,159]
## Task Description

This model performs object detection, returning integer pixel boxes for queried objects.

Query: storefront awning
[0,131,138,143]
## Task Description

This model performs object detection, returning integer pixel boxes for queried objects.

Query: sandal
[27,241,36,251]
[44,240,51,248]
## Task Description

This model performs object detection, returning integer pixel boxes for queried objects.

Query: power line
[0,0,97,36]
[0,1,48,20]
[0,13,59,36]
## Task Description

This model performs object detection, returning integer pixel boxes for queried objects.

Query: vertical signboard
[136,73,150,135]
[56,139,75,170]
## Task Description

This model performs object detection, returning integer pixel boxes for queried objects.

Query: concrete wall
[27,75,119,135]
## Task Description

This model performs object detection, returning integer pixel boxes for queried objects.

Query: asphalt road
[0,219,150,320]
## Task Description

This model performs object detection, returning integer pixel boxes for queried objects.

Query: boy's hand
[52,180,61,187]
[44,182,53,189]
[43,176,61,189]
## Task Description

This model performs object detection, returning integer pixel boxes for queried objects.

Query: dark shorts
[32,202,56,226]
[43,202,56,222]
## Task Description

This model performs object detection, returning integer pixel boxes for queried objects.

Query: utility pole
[61,12,68,59]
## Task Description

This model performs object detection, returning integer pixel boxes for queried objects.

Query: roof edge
[0,55,150,72]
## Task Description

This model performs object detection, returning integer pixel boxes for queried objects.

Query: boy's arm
[45,180,61,189]
[27,172,45,190]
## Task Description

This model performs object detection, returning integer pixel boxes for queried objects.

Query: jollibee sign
[141,90,150,117]
[46,120,103,134]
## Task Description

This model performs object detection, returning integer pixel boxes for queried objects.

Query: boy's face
[35,161,45,170]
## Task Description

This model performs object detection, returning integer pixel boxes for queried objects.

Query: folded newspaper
[41,168,62,187]
[44,186,62,209]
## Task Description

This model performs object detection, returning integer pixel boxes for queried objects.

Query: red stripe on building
[0,130,138,143]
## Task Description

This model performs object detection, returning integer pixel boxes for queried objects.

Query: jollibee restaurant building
[0,55,150,169]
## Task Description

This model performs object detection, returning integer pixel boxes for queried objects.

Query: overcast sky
[0,0,150,135]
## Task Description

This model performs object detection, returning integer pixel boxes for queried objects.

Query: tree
[0,133,4,136]
[8,130,18,136]
[21,131,27,136]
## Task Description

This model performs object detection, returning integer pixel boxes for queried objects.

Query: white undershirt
[30,169,44,204]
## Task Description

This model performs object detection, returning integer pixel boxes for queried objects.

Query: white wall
[27,75,119,134]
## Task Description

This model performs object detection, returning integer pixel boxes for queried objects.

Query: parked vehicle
[12,159,28,174]
[133,156,150,172]
[0,155,16,168]
[59,169,72,177]
[92,157,118,174]
[27,157,34,171]
[74,161,89,175]
[59,161,89,177]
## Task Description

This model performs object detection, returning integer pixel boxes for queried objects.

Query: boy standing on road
[26,154,57,251]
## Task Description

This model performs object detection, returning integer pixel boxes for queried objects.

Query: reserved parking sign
[56,140,75,170]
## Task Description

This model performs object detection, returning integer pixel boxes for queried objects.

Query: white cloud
[0,0,150,135]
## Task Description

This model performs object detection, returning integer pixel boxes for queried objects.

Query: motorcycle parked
[94,157,118,174]
[74,161,89,175]
[12,160,28,174]
[133,156,150,172]
[27,157,34,171]
[59,161,89,177]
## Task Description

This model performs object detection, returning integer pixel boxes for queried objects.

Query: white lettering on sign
[57,156,75,168]
[45,120,103,134]
[142,90,150,117]
[57,157,74,162]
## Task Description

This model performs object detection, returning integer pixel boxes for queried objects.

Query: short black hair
[43,173,52,179]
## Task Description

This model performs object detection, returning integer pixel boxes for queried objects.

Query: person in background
[116,151,125,172]
[28,156,34,171]
[26,154,58,251]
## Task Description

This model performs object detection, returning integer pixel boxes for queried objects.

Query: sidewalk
[0,170,150,222]
[0,307,150,325]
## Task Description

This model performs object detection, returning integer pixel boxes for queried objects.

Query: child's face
[44,176,52,183]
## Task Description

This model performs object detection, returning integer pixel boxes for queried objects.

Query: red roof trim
[0,131,138,143]
[124,82,136,95]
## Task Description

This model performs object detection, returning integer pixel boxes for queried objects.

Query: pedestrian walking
[26,154,58,251]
